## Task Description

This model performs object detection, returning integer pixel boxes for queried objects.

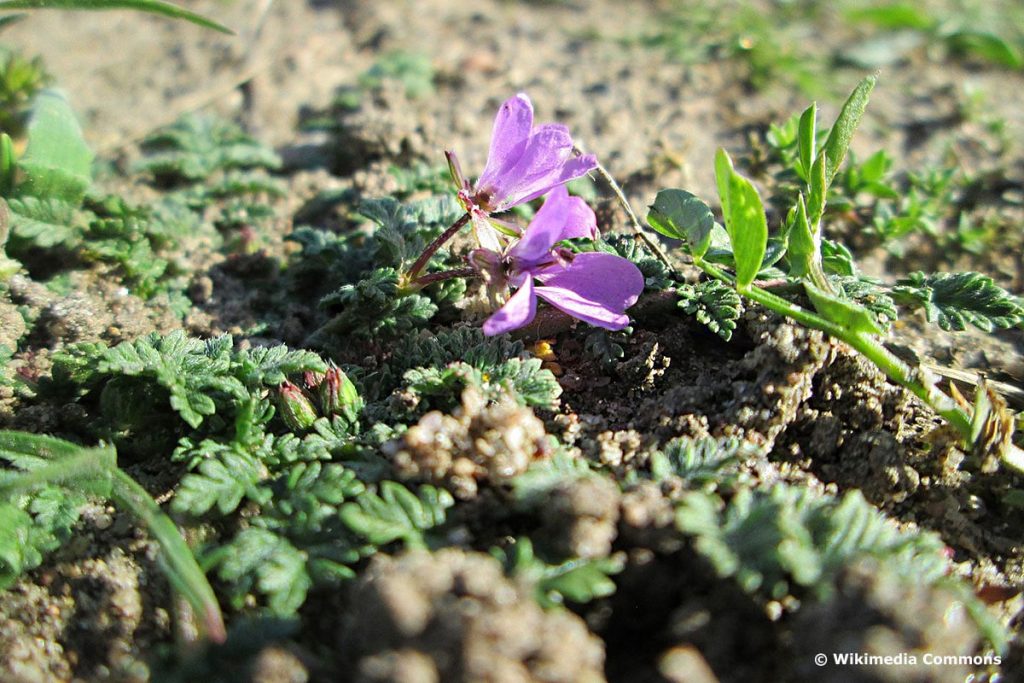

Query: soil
[2,0,1024,681]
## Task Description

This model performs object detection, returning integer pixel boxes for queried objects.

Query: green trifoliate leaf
[805,281,886,337]
[821,75,876,188]
[714,148,768,290]
[891,271,1024,332]
[677,279,741,341]
[647,188,715,259]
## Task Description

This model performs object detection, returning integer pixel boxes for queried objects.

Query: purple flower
[480,186,644,336]
[447,94,598,250]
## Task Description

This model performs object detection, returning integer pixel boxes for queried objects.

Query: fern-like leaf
[891,271,1024,332]
[339,481,453,548]
[677,279,742,341]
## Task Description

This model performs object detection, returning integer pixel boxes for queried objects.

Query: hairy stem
[589,158,675,270]
[406,212,470,283]
[697,260,974,439]
[410,266,478,289]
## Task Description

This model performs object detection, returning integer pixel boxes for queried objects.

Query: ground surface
[2,0,1024,681]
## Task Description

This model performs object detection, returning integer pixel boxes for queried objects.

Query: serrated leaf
[676,279,741,341]
[172,447,268,516]
[714,148,768,290]
[0,0,231,33]
[649,435,755,486]
[891,271,1024,332]
[7,195,84,248]
[647,189,715,259]
[339,481,453,548]
[212,528,311,615]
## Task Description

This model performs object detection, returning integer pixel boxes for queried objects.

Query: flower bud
[277,380,318,431]
[303,369,325,390]
[318,364,362,417]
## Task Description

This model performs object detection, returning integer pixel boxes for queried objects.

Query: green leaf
[797,103,817,181]
[947,30,1023,69]
[493,537,624,608]
[0,133,14,196]
[172,446,268,516]
[821,75,876,188]
[845,3,935,30]
[339,481,453,548]
[805,281,885,336]
[714,148,768,290]
[212,528,311,615]
[0,0,231,34]
[15,89,93,203]
[891,271,1024,332]
[649,435,755,487]
[807,150,827,227]
[647,188,715,259]
[786,195,815,279]
[7,195,83,248]
[676,279,741,341]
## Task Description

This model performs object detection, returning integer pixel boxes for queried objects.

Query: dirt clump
[338,548,606,683]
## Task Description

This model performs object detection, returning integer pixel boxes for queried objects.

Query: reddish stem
[411,266,478,288]
[406,212,470,282]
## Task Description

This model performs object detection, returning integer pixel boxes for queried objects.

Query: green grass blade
[0,0,232,34]
[110,468,226,642]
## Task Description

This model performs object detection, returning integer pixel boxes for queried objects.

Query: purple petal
[483,278,537,336]
[509,186,598,267]
[533,252,644,329]
[477,94,533,193]
[482,125,572,205]
[495,152,599,211]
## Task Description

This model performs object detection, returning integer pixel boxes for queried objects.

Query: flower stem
[588,156,675,271]
[697,260,974,439]
[410,266,478,289]
[406,212,470,283]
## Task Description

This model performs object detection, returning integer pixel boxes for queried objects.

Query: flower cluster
[408,94,644,336]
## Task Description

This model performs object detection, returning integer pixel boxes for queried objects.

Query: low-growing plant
[647,76,1024,472]
[0,430,225,641]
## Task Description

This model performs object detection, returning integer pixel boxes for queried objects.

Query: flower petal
[477,94,534,193]
[509,186,598,267]
[483,277,537,336]
[533,252,644,329]
[497,152,598,210]
[484,125,572,205]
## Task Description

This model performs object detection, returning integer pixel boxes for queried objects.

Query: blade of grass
[0,0,232,34]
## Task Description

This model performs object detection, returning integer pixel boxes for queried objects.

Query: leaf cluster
[492,537,624,608]
[206,478,453,614]
[676,485,948,601]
